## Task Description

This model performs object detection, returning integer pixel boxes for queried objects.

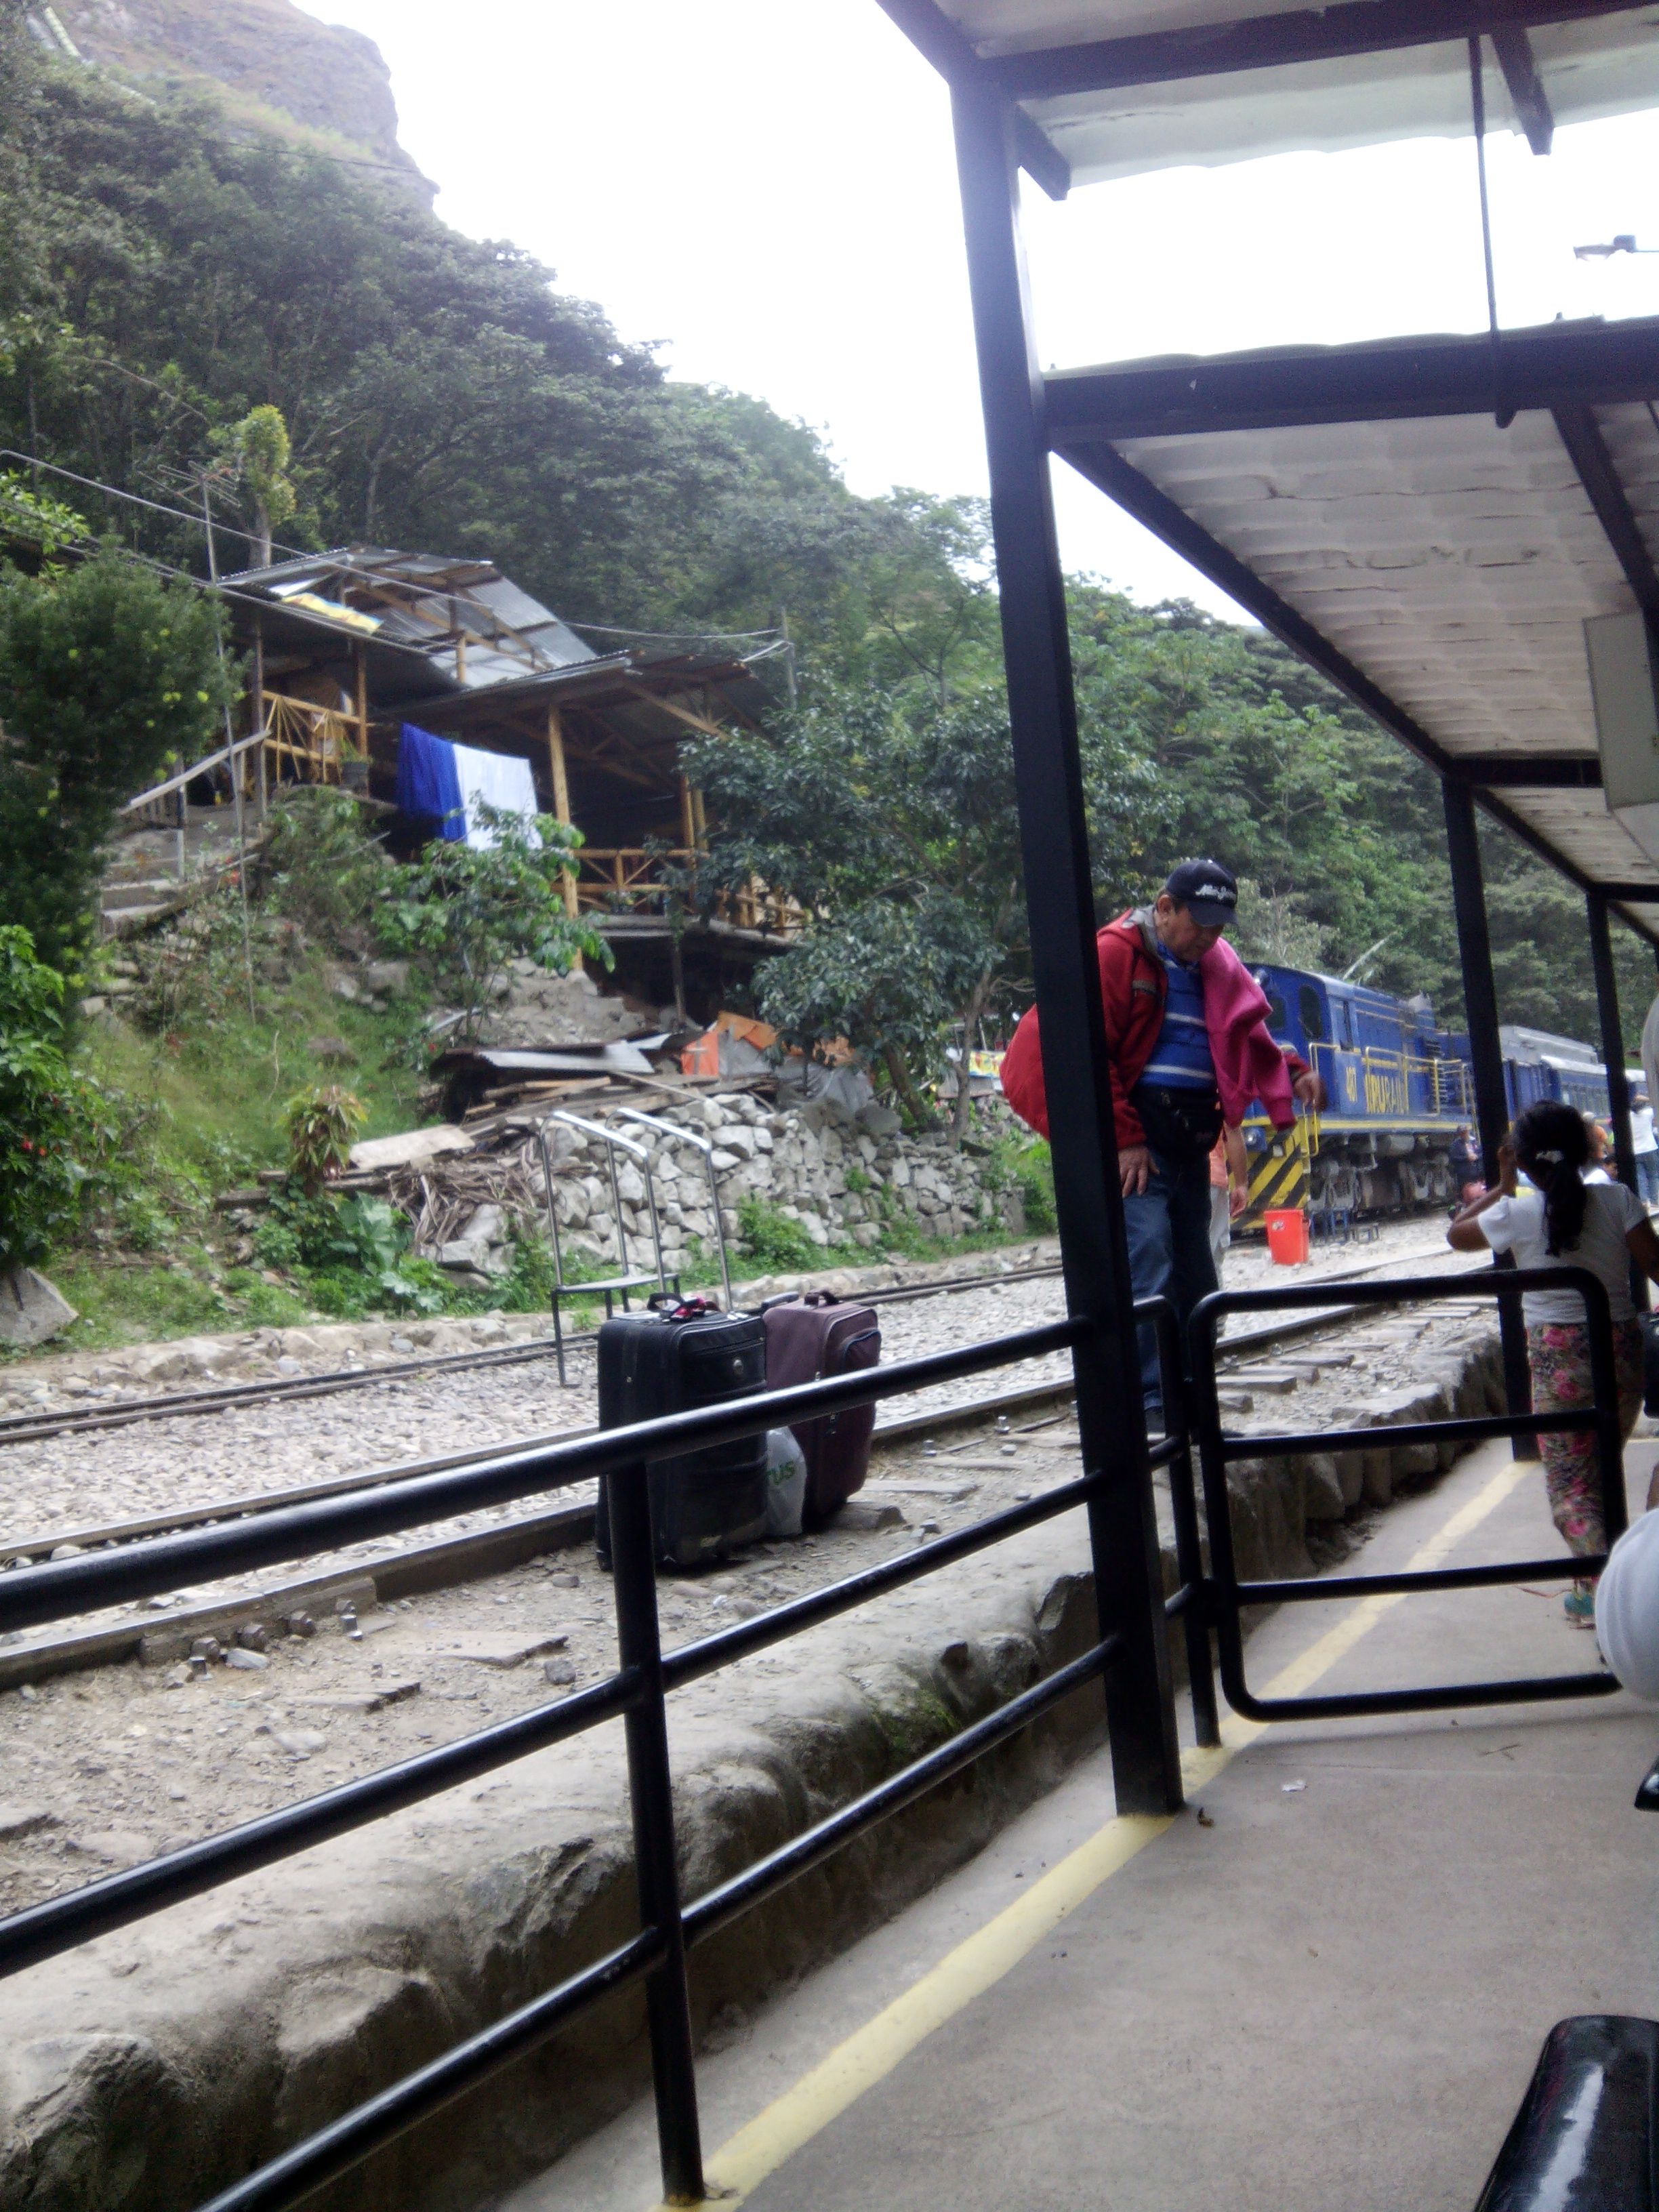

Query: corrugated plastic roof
[903,3,1659,186]
[1048,320,1659,916]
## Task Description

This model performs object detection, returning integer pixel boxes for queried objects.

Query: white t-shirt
[1632,1106,1657,1156]
[1478,1179,1646,1324]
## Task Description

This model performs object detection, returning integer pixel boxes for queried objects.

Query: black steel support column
[1587,894,1650,1312]
[1589,896,1637,1191]
[951,82,1181,1815]
[1442,781,1536,1454]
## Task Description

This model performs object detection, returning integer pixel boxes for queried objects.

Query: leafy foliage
[375,807,610,1033]
[0,552,232,971]
[687,681,1026,1133]
[262,786,390,950]
[251,1186,446,1317]
[0,926,91,1267]
[734,1195,822,1274]
[281,1082,363,1194]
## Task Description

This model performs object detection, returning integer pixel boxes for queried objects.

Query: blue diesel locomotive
[1240,964,1616,1225]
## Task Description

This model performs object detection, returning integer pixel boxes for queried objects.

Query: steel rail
[0,1320,1084,1637]
[0,1261,1067,1447]
[0,1233,1471,1449]
[0,1253,1479,1580]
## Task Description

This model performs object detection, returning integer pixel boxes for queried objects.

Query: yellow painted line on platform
[654,1450,1530,2209]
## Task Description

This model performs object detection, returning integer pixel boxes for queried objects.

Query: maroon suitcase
[762,1291,882,1524]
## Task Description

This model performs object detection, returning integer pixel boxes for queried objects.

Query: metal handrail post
[613,1107,733,1309]
[608,1460,704,2206]
[551,1111,665,1303]
[534,1121,572,1387]
[1443,778,1536,1456]
[1145,1296,1218,1749]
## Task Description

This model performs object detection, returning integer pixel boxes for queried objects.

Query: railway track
[0,1233,1458,1450]
[0,1261,1069,1449]
[0,1244,1483,1694]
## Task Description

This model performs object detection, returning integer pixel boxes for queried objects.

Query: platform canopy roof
[1045,316,1659,929]
[880,1,1659,191]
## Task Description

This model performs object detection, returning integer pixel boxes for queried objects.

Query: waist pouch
[1130,1081,1221,1165]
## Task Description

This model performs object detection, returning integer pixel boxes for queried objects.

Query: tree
[0,925,87,1269]
[0,552,232,971]
[226,403,295,566]
[375,806,611,1034]
[687,680,1026,1139]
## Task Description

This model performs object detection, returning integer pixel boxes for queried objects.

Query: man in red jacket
[1002,859,1323,1427]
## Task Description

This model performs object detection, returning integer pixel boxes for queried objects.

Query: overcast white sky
[306,1,1659,617]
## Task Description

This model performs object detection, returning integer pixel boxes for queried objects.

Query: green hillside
[0,7,1654,1354]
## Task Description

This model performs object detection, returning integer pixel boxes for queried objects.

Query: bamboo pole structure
[547,705,581,931]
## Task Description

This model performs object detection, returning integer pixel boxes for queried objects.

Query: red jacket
[1001,909,1306,1146]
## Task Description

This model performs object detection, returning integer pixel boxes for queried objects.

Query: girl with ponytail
[1451,1100,1659,1625]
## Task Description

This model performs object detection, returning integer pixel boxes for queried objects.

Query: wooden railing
[571,849,804,933]
[261,693,359,785]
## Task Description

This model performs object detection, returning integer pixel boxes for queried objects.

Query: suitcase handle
[821,1329,880,1434]
[647,1292,722,1319]
[759,1292,800,1312]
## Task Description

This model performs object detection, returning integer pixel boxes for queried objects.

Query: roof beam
[1491,24,1555,152]
[872,0,1070,197]
[1044,321,1659,443]
[1551,401,1659,618]
[1054,434,1659,946]
[1447,754,1603,786]
[979,0,1624,100]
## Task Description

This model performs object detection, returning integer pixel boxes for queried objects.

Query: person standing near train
[1448,1124,1483,1208]
[1000,859,1325,1427]
[1448,1100,1659,1627]
[1631,1088,1659,1206]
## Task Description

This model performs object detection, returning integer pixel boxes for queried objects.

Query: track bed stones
[0,1271,1517,2212]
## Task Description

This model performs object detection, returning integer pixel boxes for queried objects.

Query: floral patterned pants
[1527,1318,1643,1578]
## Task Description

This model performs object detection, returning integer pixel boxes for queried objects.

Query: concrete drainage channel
[0,1302,1514,2212]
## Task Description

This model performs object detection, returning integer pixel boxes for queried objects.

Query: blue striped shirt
[1142,941,1215,1090]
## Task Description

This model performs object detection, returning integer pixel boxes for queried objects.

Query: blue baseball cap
[1164,859,1237,928]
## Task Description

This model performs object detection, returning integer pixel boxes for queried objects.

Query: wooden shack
[213,546,796,1008]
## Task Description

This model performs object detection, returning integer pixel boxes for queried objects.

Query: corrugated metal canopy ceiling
[893,4,1659,186]
[1046,316,1659,922]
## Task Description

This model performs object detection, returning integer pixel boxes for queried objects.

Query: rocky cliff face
[45,0,433,201]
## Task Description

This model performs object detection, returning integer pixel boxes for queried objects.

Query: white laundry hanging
[452,743,541,850]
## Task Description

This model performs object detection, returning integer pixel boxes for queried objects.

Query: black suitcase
[595,1295,769,1570]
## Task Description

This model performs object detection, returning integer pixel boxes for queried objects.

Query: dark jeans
[1639,1152,1659,1206]
[1122,1143,1218,1429]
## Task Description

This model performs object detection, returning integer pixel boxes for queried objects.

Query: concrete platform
[505,1427,1659,2212]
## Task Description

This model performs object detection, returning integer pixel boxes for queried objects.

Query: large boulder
[0,1267,77,1350]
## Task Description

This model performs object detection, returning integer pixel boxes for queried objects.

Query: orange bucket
[1264,1207,1310,1265]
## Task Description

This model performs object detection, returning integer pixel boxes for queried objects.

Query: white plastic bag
[764,1427,808,1538]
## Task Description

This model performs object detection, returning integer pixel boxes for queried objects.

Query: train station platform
[508,1427,1659,2212]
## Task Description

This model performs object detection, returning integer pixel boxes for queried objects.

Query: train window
[1297,983,1326,1042]
[1264,987,1288,1032]
[1330,999,1351,1048]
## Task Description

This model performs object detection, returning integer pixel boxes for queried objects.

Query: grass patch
[17,1254,316,1359]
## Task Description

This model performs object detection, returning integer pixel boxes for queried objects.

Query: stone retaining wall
[0,1322,1506,2212]
[546,1092,1020,1277]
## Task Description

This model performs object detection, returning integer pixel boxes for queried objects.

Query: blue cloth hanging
[396,723,465,840]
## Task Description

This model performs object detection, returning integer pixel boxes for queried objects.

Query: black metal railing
[0,1305,1193,2212]
[1181,1268,1627,1726]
